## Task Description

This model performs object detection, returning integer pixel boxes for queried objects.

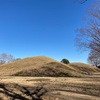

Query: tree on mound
[61,58,70,64]
[76,0,100,66]
[88,50,100,67]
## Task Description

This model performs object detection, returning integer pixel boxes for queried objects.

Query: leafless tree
[76,0,100,54]
[79,0,87,4]
[74,0,87,4]
[88,50,100,66]
[0,53,14,64]
[0,53,8,64]
[0,60,6,64]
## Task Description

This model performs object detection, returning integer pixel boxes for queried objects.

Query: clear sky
[0,0,96,63]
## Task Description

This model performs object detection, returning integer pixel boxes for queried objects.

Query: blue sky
[0,0,96,63]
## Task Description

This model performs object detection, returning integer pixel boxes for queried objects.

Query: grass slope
[14,62,80,77]
[68,63,100,75]
[0,56,56,76]
[0,56,99,77]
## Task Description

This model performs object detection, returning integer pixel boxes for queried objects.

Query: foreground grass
[0,73,100,100]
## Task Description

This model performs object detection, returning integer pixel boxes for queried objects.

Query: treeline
[0,53,21,64]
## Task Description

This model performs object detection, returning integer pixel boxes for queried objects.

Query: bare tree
[7,54,15,63]
[0,53,8,64]
[0,53,14,64]
[0,60,6,64]
[74,0,87,4]
[79,0,87,4]
[88,50,100,67]
[76,0,100,54]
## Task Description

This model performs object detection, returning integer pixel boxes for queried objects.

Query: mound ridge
[68,63,100,75]
[0,56,99,77]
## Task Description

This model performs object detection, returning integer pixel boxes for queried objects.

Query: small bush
[61,58,70,64]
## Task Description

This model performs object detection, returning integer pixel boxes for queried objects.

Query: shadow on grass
[0,83,47,100]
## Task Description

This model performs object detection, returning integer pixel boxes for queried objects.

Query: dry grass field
[0,56,100,100]
[0,74,100,100]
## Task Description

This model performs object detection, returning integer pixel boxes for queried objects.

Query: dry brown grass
[0,56,80,77]
[0,73,100,100]
[0,56,56,76]
[14,62,81,77]
[68,62,100,74]
[0,56,100,100]
[0,56,99,77]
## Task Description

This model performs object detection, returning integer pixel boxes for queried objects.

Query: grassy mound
[0,56,99,77]
[14,62,81,77]
[68,63,100,75]
[0,56,56,76]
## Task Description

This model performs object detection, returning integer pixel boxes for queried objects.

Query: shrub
[61,58,70,64]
